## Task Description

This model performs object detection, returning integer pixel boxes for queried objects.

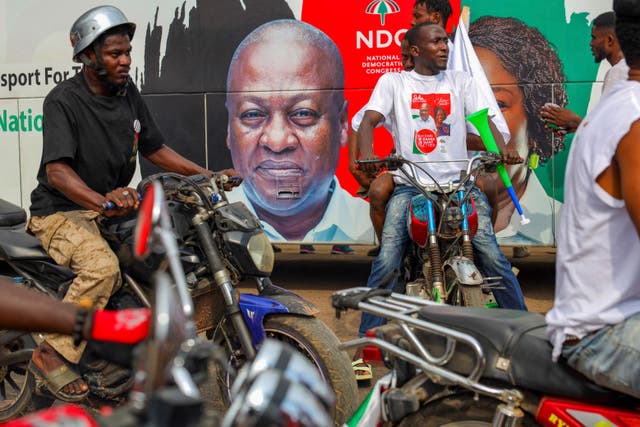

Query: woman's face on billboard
[474,46,531,231]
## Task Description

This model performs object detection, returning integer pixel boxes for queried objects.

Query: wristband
[72,298,94,347]
[72,307,89,347]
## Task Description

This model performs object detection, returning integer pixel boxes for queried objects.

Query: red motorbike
[333,287,640,426]
[357,152,503,307]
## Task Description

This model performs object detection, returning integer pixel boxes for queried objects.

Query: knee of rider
[369,185,393,210]
[81,250,121,287]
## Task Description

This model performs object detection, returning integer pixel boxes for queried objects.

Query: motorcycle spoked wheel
[397,393,537,427]
[212,315,358,425]
[0,334,53,421]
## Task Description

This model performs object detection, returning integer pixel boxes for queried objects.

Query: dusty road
[243,244,556,336]
[239,244,556,405]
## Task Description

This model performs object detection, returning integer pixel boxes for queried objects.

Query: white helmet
[69,5,136,63]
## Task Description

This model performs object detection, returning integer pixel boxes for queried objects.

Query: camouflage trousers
[27,210,121,364]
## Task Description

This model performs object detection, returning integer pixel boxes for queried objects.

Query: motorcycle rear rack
[333,287,523,406]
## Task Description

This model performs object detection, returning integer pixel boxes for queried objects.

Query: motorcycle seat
[0,199,27,228]
[416,305,638,406]
[0,229,52,260]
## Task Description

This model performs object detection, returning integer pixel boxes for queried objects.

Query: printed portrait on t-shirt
[411,93,451,155]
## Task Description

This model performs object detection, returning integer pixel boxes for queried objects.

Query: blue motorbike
[0,173,356,424]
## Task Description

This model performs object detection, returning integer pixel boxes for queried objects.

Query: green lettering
[9,115,18,131]
[19,110,27,131]
[34,115,43,132]
[0,109,43,133]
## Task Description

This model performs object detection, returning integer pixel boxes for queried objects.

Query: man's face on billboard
[226,41,347,216]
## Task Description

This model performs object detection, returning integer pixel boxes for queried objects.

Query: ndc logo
[365,0,400,25]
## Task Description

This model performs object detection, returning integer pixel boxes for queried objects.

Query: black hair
[405,22,439,47]
[469,16,567,161]
[614,0,640,66]
[414,0,452,27]
[593,11,615,29]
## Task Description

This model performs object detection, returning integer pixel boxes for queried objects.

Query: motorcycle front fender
[239,286,319,347]
[258,282,319,316]
[443,256,483,286]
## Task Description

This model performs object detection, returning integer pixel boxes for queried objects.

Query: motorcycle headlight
[223,230,274,276]
[246,232,274,275]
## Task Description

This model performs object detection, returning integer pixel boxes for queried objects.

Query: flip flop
[29,360,89,402]
[352,358,373,382]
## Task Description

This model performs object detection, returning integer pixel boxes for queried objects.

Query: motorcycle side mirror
[134,180,170,259]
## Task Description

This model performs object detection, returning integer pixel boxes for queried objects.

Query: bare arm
[144,145,210,176]
[465,133,485,151]
[348,127,375,189]
[357,110,384,174]
[0,278,78,335]
[46,161,107,212]
[614,120,640,235]
[46,161,139,215]
[0,278,150,346]
[348,127,360,165]
[145,145,242,189]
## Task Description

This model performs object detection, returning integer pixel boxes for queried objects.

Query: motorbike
[0,173,356,424]
[357,152,504,308]
[333,287,640,426]
[1,179,336,427]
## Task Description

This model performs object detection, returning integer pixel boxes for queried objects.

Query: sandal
[29,360,89,402]
[352,358,373,381]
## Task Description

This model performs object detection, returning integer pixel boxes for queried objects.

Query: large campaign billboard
[0,0,614,246]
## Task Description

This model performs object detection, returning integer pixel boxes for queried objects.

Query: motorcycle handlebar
[355,155,404,171]
[356,152,506,179]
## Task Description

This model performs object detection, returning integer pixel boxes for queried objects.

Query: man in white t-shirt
[357,23,526,337]
[540,11,629,134]
[545,0,640,398]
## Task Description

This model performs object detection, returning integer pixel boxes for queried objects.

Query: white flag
[449,16,511,144]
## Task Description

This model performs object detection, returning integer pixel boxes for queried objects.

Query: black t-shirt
[30,73,164,216]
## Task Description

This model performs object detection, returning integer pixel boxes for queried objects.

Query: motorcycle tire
[460,284,484,308]
[213,315,358,426]
[396,393,537,427]
[445,277,484,308]
[0,334,53,422]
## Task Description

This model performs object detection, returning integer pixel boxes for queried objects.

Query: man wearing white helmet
[27,5,239,401]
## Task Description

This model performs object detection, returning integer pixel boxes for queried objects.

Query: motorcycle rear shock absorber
[426,198,444,301]
[458,190,475,260]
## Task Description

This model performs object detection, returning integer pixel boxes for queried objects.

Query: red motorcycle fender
[536,396,640,427]
[408,196,429,248]
[467,198,478,238]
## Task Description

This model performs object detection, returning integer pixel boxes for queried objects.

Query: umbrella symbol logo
[365,0,401,26]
